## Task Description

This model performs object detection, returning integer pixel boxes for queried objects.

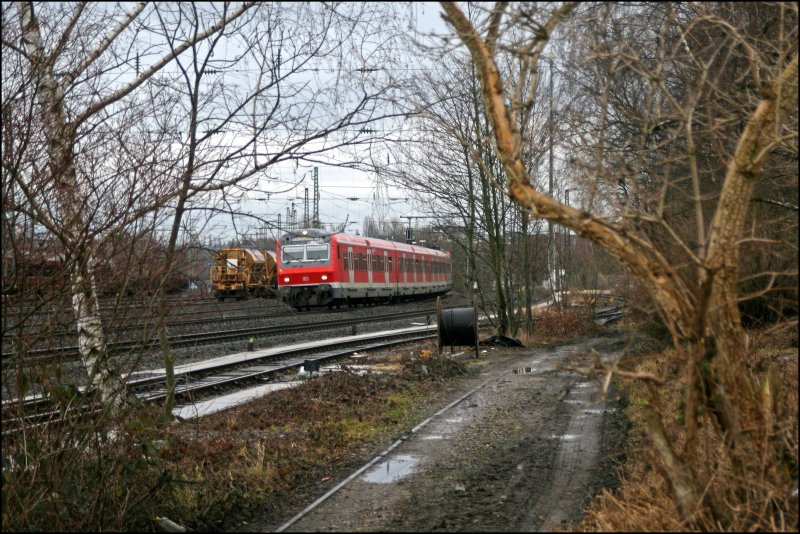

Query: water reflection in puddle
[421,434,445,440]
[551,434,580,441]
[361,455,419,483]
[512,367,537,374]
[583,408,616,415]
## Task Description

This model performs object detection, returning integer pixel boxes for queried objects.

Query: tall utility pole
[564,189,570,288]
[547,57,557,293]
[304,187,309,228]
[313,167,320,228]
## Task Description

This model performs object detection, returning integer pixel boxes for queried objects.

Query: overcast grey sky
[198,2,450,244]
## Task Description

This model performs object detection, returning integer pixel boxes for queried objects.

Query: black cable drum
[439,307,476,346]
[437,296,479,359]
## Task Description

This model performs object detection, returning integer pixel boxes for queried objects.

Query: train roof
[330,233,450,257]
[279,228,334,244]
[278,228,450,257]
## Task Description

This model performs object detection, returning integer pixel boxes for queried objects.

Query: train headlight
[321,275,328,281]
[283,276,290,283]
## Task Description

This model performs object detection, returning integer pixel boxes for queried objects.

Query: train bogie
[276,228,452,310]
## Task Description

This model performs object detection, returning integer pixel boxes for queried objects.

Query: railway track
[2,295,445,342]
[3,304,626,433]
[2,325,439,434]
[2,298,277,330]
[1,308,439,363]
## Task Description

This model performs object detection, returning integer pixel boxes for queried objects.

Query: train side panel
[277,228,451,310]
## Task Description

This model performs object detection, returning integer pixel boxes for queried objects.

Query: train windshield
[305,244,329,261]
[281,245,305,263]
[280,243,330,266]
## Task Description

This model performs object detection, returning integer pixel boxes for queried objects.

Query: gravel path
[258,335,627,532]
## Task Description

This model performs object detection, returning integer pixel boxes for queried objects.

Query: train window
[361,254,367,271]
[282,245,304,263]
[305,244,329,261]
[343,252,348,271]
[388,257,393,271]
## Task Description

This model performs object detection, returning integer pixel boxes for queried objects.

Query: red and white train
[276,228,452,310]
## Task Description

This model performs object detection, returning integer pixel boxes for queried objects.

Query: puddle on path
[551,433,580,441]
[362,455,420,484]
[583,408,616,415]
[512,367,537,374]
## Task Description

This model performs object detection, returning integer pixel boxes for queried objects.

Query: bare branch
[74,2,255,129]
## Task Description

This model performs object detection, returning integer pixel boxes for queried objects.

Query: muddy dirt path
[269,335,627,532]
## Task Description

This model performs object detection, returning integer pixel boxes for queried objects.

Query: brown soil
[244,335,628,532]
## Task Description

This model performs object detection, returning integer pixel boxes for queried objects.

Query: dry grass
[575,326,798,532]
[521,306,599,344]
[154,352,472,529]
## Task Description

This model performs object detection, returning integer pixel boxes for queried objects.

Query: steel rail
[2,308,438,363]
[2,327,438,434]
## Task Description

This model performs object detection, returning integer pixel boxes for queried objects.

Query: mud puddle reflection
[361,455,420,483]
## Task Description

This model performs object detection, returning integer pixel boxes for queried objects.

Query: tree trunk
[18,2,126,407]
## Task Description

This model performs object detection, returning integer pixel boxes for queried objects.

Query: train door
[383,250,389,290]
[367,249,373,289]
[347,246,354,287]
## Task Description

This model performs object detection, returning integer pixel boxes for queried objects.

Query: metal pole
[304,187,309,229]
[547,58,556,294]
[313,167,320,227]
[565,189,570,290]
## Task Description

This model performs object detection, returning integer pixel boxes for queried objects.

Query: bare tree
[440,0,797,526]
[4,2,255,406]
[140,2,414,415]
[388,43,551,336]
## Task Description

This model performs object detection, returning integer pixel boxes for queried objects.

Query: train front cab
[277,230,337,309]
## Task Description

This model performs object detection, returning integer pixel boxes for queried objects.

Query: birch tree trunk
[15,1,256,409]
[18,1,126,406]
